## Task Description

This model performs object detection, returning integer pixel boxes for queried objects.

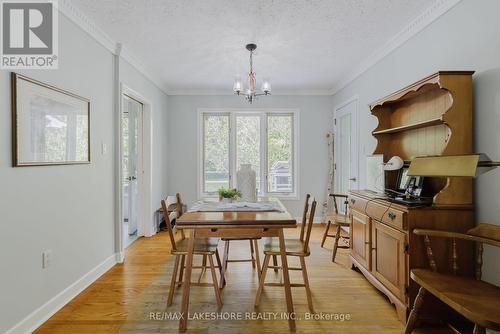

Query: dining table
[175,197,298,332]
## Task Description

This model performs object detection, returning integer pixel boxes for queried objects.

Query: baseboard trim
[5,253,118,334]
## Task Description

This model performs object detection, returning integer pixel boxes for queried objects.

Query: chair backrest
[161,199,177,252]
[299,193,312,241]
[301,195,317,253]
[330,193,349,215]
[414,223,500,280]
[175,192,184,218]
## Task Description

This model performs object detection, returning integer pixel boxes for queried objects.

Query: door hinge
[334,163,337,170]
[404,242,409,254]
[405,286,409,296]
[334,118,337,125]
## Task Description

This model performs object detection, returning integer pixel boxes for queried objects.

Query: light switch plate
[42,250,52,268]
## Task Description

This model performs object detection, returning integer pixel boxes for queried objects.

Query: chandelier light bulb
[233,79,242,93]
[261,80,271,94]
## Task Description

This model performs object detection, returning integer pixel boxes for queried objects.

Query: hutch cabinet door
[351,210,371,270]
[371,221,407,301]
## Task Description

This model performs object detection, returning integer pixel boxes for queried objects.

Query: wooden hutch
[348,71,476,322]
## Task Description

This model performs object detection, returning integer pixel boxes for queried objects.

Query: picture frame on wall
[11,73,90,167]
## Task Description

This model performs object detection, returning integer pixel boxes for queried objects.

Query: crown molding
[120,45,170,94]
[59,0,462,97]
[167,88,333,96]
[58,0,170,95]
[58,0,116,53]
[329,0,463,95]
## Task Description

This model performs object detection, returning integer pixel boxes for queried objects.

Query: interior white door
[122,95,143,236]
[334,98,359,198]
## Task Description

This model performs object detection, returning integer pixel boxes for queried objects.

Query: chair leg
[215,248,222,275]
[250,240,256,269]
[332,224,342,262]
[255,254,270,307]
[300,256,314,313]
[473,324,486,334]
[254,239,261,279]
[404,286,427,334]
[321,221,331,248]
[220,240,230,288]
[167,255,180,306]
[272,255,279,273]
[198,255,207,283]
[177,254,185,287]
[208,254,223,308]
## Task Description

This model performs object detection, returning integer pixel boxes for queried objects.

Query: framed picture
[11,73,90,166]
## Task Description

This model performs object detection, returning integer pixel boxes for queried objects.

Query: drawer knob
[388,212,396,220]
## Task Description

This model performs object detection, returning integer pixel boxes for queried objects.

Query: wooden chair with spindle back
[161,197,223,308]
[255,193,317,312]
[405,223,500,334]
[321,193,350,262]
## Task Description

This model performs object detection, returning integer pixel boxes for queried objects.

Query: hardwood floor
[35,226,404,333]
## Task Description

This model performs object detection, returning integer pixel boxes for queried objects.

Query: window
[267,114,293,193]
[236,115,261,193]
[203,114,230,193]
[199,110,298,198]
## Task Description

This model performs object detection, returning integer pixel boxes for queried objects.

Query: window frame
[198,108,299,200]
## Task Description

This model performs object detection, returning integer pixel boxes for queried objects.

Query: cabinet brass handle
[388,212,397,220]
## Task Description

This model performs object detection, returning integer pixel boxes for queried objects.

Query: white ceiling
[70,0,439,94]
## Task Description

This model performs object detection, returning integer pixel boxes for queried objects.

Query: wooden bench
[405,223,500,334]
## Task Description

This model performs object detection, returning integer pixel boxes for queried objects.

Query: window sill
[199,193,299,201]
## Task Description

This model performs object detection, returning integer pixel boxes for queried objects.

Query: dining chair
[321,193,350,262]
[161,198,223,307]
[175,193,186,239]
[255,193,316,313]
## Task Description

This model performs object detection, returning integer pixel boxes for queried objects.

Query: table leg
[278,228,296,331]
[179,229,195,332]
[219,240,229,289]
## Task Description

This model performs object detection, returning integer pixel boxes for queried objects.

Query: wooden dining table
[175,198,298,332]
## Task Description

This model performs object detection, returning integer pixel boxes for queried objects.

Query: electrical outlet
[42,250,52,268]
[101,142,107,155]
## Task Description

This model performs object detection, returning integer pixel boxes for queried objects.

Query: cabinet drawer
[349,196,406,230]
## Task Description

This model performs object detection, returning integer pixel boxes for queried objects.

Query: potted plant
[218,187,242,203]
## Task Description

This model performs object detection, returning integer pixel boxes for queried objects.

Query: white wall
[330,0,500,285]
[166,95,332,217]
[0,14,168,333]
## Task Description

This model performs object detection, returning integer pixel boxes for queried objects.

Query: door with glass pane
[122,95,143,244]
[335,99,359,197]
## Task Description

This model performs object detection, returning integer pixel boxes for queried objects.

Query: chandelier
[233,43,271,104]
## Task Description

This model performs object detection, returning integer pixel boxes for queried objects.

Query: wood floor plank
[35,226,404,333]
